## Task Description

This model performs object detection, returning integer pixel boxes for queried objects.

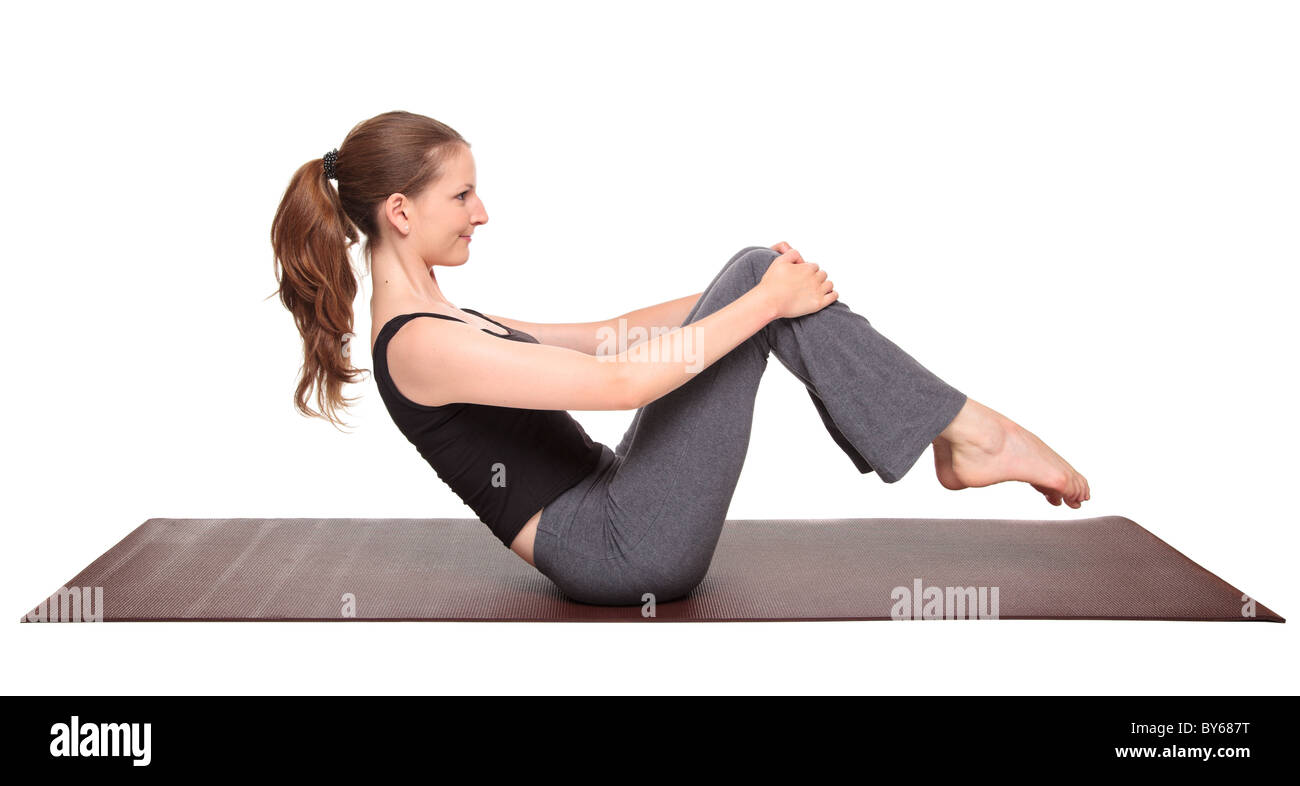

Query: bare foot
[932,399,1090,509]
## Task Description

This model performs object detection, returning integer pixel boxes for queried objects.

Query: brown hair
[269,111,470,428]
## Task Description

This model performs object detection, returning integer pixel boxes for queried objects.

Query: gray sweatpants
[534,245,968,605]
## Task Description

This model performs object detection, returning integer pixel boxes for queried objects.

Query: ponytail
[270,155,364,430]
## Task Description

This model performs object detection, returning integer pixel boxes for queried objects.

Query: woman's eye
[457,191,469,200]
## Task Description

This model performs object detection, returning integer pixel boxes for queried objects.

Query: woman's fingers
[771,241,805,263]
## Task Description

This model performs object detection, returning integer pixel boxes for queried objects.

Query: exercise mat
[21,516,1282,622]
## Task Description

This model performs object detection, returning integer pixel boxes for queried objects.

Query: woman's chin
[430,256,470,269]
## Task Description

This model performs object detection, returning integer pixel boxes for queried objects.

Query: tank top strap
[377,311,466,337]
[462,308,515,335]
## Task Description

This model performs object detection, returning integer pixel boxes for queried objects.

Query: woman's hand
[758,247,838,320]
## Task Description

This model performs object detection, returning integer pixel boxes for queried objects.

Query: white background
[3,0,1295,695]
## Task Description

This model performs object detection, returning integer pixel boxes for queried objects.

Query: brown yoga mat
[21,515,1282,622]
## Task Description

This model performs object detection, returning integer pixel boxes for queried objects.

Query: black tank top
[371,309,605,550]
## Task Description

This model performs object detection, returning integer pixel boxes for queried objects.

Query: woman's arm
[387,289,778,412]
[389,249,833,412]
[617,292,703,333]
[479,242,792,354]
[479,292,703,355]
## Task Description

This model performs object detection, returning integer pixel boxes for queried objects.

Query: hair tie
[323,148,339,180]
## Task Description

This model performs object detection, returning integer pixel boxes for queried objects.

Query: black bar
[4,695,1293,774]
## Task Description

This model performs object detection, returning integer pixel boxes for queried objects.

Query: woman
[271,111,1090,606]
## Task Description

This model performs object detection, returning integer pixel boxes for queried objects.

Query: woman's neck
[370,246,452,309]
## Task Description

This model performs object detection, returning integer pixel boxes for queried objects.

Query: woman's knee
[710,246,777,299]
[690,247,778,321]
[729,245,777,274]
[725,244,770,266]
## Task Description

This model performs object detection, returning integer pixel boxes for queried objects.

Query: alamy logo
[49,716,151,766]
[594,318,703,372]
[890,578,1000,620]
[26,586,103,622]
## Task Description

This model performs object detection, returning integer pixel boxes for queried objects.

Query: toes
[1063,478,1080,508]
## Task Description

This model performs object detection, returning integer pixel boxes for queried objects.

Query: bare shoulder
[383,315,491,407]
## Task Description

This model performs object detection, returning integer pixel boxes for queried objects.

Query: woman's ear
[383,193,411,233]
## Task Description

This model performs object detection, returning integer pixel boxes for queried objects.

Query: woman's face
[393,144,487,267]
